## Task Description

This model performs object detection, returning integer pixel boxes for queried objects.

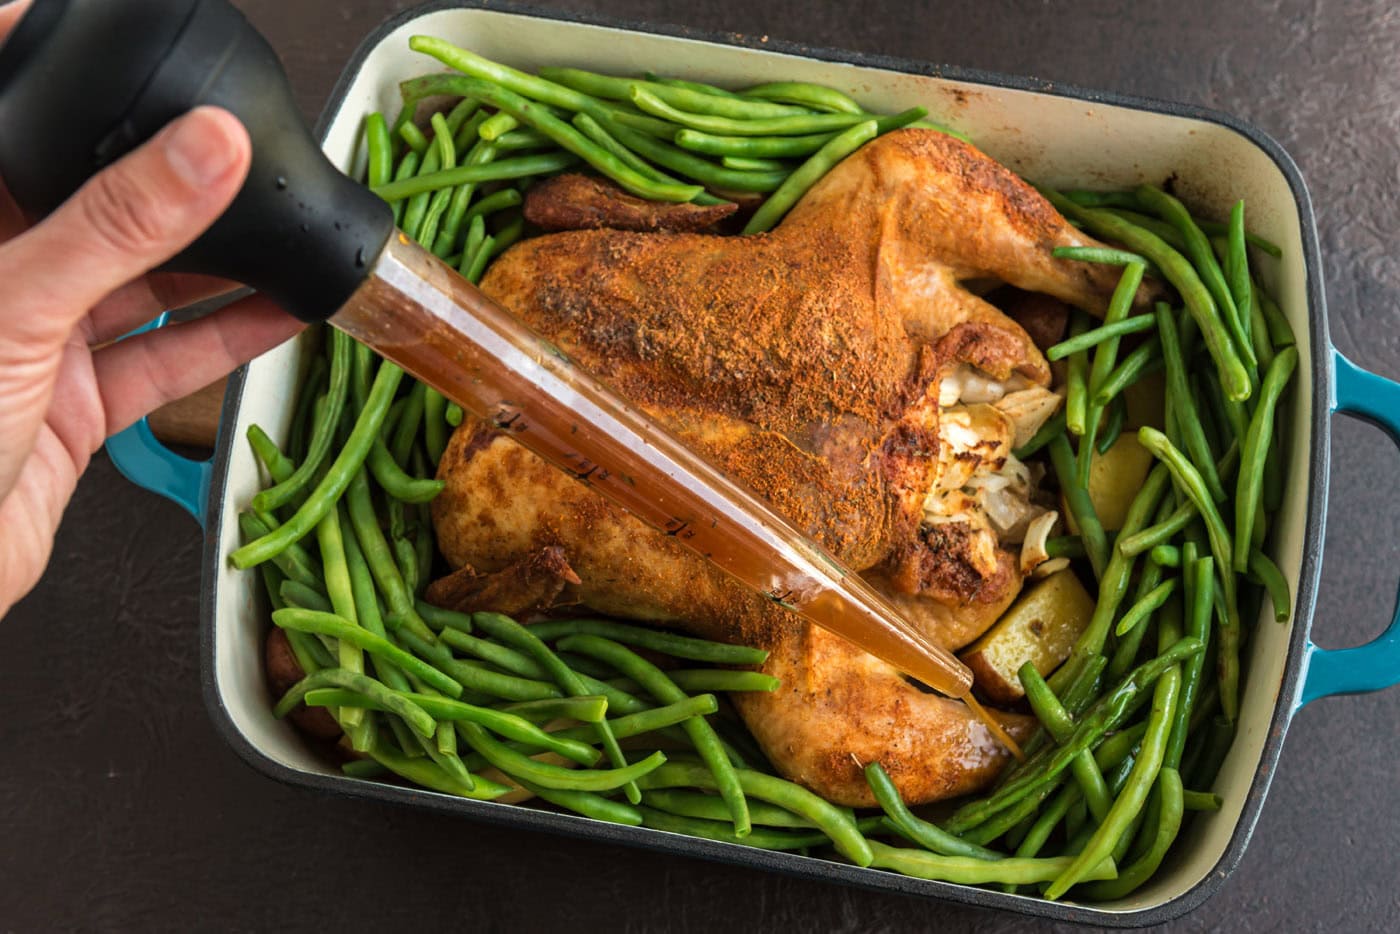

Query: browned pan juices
[332,233,1022,752]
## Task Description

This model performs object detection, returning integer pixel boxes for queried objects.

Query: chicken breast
[433,129,1128,805]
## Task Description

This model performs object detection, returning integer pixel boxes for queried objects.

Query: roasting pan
[104,0,1400,924]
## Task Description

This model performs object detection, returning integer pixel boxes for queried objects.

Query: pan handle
[1298,350,1400,706]
[102,314,212,527]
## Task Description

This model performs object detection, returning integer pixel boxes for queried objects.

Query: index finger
[0,1,32,38]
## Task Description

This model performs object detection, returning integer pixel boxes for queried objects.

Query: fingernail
[164,107,239,187]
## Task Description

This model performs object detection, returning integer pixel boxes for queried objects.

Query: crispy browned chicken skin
[433,129,1124,805]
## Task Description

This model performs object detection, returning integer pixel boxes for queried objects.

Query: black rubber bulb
[0,0,394,322]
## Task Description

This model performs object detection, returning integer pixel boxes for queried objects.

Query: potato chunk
[960,569,1095,704]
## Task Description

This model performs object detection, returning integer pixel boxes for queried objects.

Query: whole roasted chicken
[432,129,1125,806]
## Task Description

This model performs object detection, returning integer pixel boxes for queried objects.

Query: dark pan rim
[200,0,1331,925]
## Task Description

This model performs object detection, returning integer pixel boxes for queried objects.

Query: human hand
[0,1,304,617]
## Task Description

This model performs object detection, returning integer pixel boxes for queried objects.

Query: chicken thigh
[433,129,1124,805]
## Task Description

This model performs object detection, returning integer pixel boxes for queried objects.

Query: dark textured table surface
[5,0,1400,930]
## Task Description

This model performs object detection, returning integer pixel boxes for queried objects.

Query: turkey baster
[0,0,1019,755]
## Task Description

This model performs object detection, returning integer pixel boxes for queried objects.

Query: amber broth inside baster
[332,235,1026,747]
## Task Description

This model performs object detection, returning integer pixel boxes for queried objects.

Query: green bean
[1165,554,1213,770]
[232,360,402,569]
[396,629,562,702]
[635,806,831,850]
[1080,767,1184,900]
[457,720,665,792]
[961,778,1065,846]
[373,150,579,202]
[1044,192,1251,402]
[489,211,525,258]
[472,614,641,804]
[1135,185,1254,373]
[600,116,788,192]
[364,112,394,191]
[1013,409,1066,460]
[1092,207,1189,251]
[477,110,518,141]
[422,388,448,467]
[1049,434,1108,579]
[946,637,1200,834]
[672,107,924,159]
[440,627,576,683]
[1226,202,1255,349]
[432,138,499,258]
[568,111,685,189]
[1257,286,1295,349]
[1045,652,1180,900]
[413,112,460,248]
[460,232,495,283]
[527,618,767,665]
[515,778,644,826]
[246,425,296,490]
[274,667,434,737]
[238,513,322,593]
[1097,396,1127,455]
[643,790,816,829]
[313,500,370,738]
[344,469,434,643]
[1106,549,1169,680]
[286,349,327,463]
[560,634,750,836]
[1092,337,1161,408]
[1192,218,1282,259]
[1149,544,1181,568]
[1234,347,1299,572]
[548,695,719,745]
[462,188,525,227]
[415,600,471,633]
[721,155,788,172]
[539,67,811,119]
[1183,788,1222,810]
[370,743,511,800]
[398,71,704,203]
[629,86,868,138]
[665,670,781,694]
[739,81,864,114]
[636,761,872,866]
[308,688,599,765]
[863,762,1000,859]
[1045,535,1086,559]
[399,129,444,242]
[1118,502,1195,557]
[867,840,1115,885]
[1064,189,1141,209]
[341,758,387,779]
[398,120,428,153]
[490,128,551,152]
[272,608,461,698]
[1046,314,1154,361]
[1115,578,1179,638]
[1157,302,1226,502]
[1051,244,1156,274]
[1136,426,1242,722]
[1064,311,1091,436]
[1249,549,1291,624]
[253,332,352,513]
[648,74,743,98]
[498,696,609,724]
[1018,664,1113,824]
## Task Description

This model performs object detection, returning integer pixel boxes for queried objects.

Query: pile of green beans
[855,186,1294,901]
[234,37,1302,901]
[359,37,965,239]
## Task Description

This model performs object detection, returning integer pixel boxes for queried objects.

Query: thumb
[0,106,251,347]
